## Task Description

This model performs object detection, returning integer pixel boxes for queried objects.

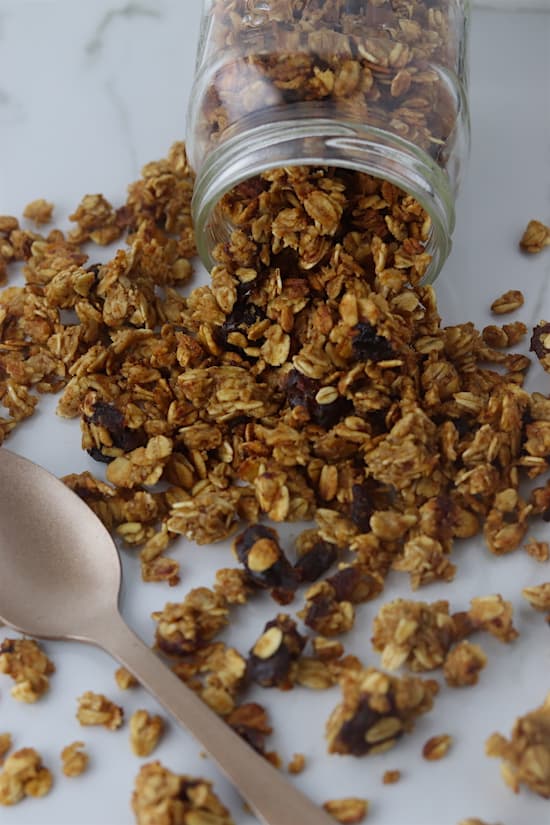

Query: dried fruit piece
[247,615,306,689]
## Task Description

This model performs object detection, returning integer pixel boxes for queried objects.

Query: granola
[422,734,452,761]
[323,797,369,824]
[520,219,550,254]
[0,734,11,764]
[61,742,89,778]
[382,769,401,785]
[371,599,456,672]
[522,582,550,612]
[130,710,165,757]
[326,667,438,756]
[287,753,306,775]
[76,691,124,730]
[443,641,487,688]
[247,614,306,689]
[115,666,138,690]
[131,761,234,825]
[486,692,550,798]
[0,748,52,805]
[0,638,55,703]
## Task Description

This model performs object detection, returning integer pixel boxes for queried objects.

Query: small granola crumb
[490,289,524,315]
[115,667,138,690]
[486,691,550,797]
[132,761,235,825]
[0,638,55,703]
[520,219,550,254]
[444,641,487,687]
[0,735,11,764]
[522,582,550,612]
[457,820,501,825]
[422,734,453,761]
[468,595,518,642]
[382,769,401,785]
[76,691,123,730]
[130,710,164,757]
[287,753,306,775]
[22,199,54,226]
[524,537,550,562]
[323,797,369,824]
[0,748,52,805]
[61,742,89,778]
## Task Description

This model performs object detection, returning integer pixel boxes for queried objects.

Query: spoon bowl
[0,448,121,640]
[0,448,333,825]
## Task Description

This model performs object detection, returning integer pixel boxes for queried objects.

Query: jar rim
[192,115,457,283]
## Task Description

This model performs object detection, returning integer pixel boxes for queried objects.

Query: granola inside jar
[187,0,470,282]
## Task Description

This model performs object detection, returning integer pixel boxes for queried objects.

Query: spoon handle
[90,611,333,825]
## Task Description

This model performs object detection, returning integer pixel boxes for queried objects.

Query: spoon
[0,448,334,825]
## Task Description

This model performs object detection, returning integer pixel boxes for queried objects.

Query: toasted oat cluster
[326,667,438,756]
[486,692,550,798]
[172,641,246,717]
[131,761,234,825]
[115,666,138,690]
[153,587,230,657]
[76,691,124,730]
[61,742,89,778]
[522,582,550,612]
[520,219,550,254]
[287,753,306,775]
[443,641,487,688]
[130,711,165,758]
[0,748,53,805]
[323,796,369,824]
[0,638,55,703]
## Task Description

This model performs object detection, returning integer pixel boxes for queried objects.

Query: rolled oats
[132,761,234,825]
[422,734,453,761]
[323,797,369,824]
[522,582,550,612]
[0,748,52,805]
[371,599,456,672]
[76,691,124,730]
[61,742,89,777]
[486,692,550,798]
[0,638,54,703]
[490,290,524,315]
[130,710,165,757]
[326,667,438,756]
[520,219,550,254]
[443,641,487,688]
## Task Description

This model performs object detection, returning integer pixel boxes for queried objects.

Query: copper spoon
[0,448,333,825]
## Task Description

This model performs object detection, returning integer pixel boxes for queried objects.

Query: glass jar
[187,0,470,283]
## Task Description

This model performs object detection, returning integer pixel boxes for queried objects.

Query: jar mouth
[191,117,456,284]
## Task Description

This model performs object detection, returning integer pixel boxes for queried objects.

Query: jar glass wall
[187,0,470,282]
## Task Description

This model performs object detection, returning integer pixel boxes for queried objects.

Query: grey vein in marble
[104,78,139,173]
[86,2,162,57]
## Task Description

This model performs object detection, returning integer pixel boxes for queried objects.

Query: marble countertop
[1,3,550,825]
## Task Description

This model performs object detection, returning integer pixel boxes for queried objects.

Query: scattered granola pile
[131,761,235,825]
[2,137,550,820]
[486,692,550,798]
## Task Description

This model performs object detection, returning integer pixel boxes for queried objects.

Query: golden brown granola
[131,761,234,825]
[520,219,550,254]
[371,598,456,671]
[0,734,11,765]
[0,638,55,703]
[115,666,138,690]
[468,595,518,643]
[76,691,124,730]
[323,797,369,824]
[130,710,165,757]
[0,748,52,805]
[23,199,53,226]
[382,769,401,785]
[61,742,89,778]
[490,289,524,315]
[287,753,306,775]
[422,733,453,761]
[486,692,550,798]
[443,641,487,687]
[173,642,246,717]
[326,667,438,756]
[522,582,550,612]
[153,587,230,657]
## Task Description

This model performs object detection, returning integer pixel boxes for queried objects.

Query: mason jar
[187,0,470,283]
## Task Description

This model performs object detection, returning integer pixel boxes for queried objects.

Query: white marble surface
[0,3,550,825]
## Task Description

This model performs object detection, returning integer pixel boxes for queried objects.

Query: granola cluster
[61,742,89,778]
[131,761,234,825]
[0,638,55,703]
[326,666,438,756]
[486,692,550,798]
[130,711,165,758]
[200,0,463,166]
[0,748,52,806]
[76,691,124,730]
